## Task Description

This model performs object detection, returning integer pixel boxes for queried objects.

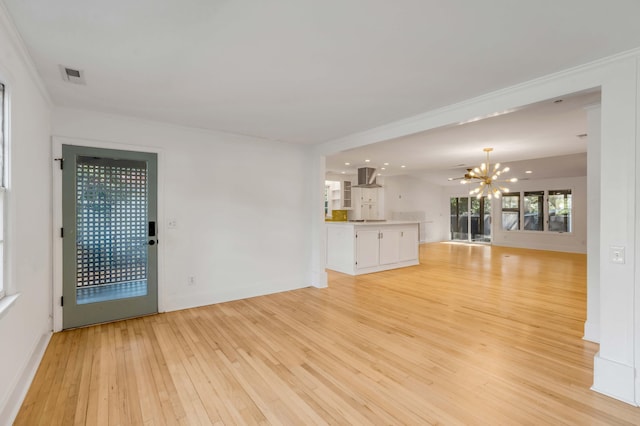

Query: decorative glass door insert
[62,145,157,329]
[75,156,149,304]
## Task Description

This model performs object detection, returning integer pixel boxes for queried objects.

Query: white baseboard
[163,276,309,313]
[583,320,600,343]
[592,352,637,406]
[0,331,52,426]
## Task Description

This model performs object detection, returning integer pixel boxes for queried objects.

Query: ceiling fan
[448,169,474,182]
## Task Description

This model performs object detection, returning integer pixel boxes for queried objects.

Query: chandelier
[461,148,517,199]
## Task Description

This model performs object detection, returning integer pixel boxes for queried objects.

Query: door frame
[449,195,492,244]
[52,136,165,332]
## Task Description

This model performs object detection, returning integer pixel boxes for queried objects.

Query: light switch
[610,246,625,264]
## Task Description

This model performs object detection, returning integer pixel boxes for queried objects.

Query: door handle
[148,221,158,245]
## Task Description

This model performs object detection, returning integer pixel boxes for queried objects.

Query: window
[0,83,5,299]
[548,190,572,232]
[500,189,573,233]
[524,191,544,231]
[501,193,520,231]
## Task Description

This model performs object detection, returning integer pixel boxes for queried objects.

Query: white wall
[383,174,448,242]
[0,4,53,423]
[51,107,314,313]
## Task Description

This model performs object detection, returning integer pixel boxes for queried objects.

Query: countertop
[325,220,419,226]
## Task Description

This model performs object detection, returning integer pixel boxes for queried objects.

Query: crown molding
[317,47,640,156]
[0,1,52,107]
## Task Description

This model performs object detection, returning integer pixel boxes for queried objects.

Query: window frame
[499,188,573,234]
[548,189,572,233]
[0,82,6,300]
[501,192,520,231]
[523,191,545,231]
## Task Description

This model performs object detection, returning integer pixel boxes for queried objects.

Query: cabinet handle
[401,231,404,237]
[380,232,383,239]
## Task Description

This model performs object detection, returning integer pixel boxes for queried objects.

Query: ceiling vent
[59,65,86,85]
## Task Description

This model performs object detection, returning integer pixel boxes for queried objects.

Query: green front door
[62,145,158,329]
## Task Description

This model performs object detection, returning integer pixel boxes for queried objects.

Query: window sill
[502,230,573,235]
[0,293,20,320]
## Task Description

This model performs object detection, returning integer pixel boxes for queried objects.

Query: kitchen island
[326,221,419,275]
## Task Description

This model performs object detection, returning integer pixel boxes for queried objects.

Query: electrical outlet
[168,219,178,229]
[187,276,196,286]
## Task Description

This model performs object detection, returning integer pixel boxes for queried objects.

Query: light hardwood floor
[15,243,640,425]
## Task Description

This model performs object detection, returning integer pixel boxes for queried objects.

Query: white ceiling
[326,89,599,185]
[3,1,640,145]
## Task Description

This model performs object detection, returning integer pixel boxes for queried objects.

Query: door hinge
[60,296,64,307]
[54,158,64,170]
[60,227,64,238]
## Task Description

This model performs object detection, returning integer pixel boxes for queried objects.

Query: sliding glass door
[450,196,492,243]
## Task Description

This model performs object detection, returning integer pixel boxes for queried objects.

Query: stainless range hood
[354,167,381,188]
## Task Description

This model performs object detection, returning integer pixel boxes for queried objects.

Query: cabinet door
[355,230,379,269]
[362,188,378,203]
[399,226,419,261]
[352,187,362,202]
[342,181,352,209]
[361,203,372,220]
[368,203,379,220]
[379,229,401,265]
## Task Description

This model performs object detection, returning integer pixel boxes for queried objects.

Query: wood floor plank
[13,243,640,424]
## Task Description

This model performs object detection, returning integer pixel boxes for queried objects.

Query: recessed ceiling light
[401,165,406,168]
[448,178,454,181]
[365,159,371,163]
[377,173,381,176]
[344,162,350,166]
[525,170,532,174]
[341,171,346,174]
[383,162,389,166]
[381,167,386,170]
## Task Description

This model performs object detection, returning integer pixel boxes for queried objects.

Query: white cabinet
[399,226,419,261]
[326,222,419,275]
[355,203,378,220]
[351,187,382,220]
[355,224,418,272]
[360,187,378,203]
[355,229,380,268]
[325,180,353,213]
[379,228,402,265]
[366,226,419,268]
[341,181,352,209]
